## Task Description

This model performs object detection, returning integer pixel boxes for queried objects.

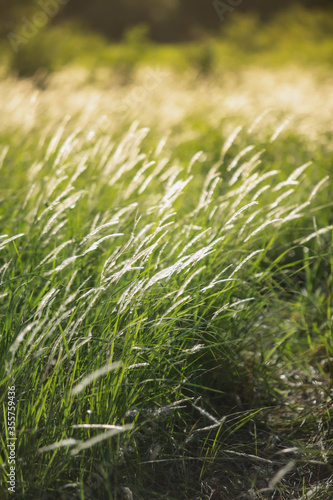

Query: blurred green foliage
[8,24,108,77]
[3,6,333,78]
[1,0,333,42]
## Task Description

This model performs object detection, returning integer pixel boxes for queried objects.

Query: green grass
[0,50,333,498]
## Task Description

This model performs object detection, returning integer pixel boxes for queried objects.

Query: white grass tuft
[71,362,123,396]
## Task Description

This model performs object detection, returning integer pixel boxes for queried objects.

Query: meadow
[0,10,333,499]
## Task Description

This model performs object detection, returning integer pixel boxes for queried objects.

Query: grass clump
[0,65,332,499]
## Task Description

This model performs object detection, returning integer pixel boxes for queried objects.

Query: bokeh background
[1,0,333,41]
[1,0,333,78]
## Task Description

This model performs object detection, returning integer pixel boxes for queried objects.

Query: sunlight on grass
[0,57,332,499]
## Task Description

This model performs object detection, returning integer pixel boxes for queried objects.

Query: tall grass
[0,66,332,499]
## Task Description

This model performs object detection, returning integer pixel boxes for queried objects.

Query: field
[1,16,333,499]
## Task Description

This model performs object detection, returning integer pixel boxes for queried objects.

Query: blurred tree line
[1,0,332,42]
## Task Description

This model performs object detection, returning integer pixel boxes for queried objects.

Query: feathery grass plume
[139,157,169,194]
[157,295,191,325]
[37,240,75,268]
[309,175,329,201]
[187,151,205,174]
[282,201,311,223]
[35,288,60,317]
[70,424,134,455]
[82,234,124,256]
[224,202,258,227]
[227,145,255,171]
[0,233,24,251]
[270,118,290,142]
[238,208,263,237]
[230,170,279,211]
[40,191,86,237]
[159,177,192,214]
[296,225,333,245]
[5,323,37,374]
[228,150,263,186]
[45,115,71,161]
[175,266,206,298]
[212,298,254,320]
[71,361,123,396]
[44,256,81,276]
[124,160,156,198]
[228,249,265,278]
[269,188,295,209]
[221,126,242,160]
[250,184,271,202]
[247,109,272,134]
[38,439,79,453]
[0,261,12,282]
[272,162,312,192]
[243,219,282,242]
[0,145,9,170]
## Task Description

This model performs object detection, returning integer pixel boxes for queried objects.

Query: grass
[0,38,333,499]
